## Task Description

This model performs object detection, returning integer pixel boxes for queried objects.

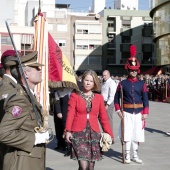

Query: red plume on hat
[125,44,140,73]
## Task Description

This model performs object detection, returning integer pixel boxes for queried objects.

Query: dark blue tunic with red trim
[114,77,149,114]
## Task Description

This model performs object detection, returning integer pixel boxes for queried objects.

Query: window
[122,20,131,28]
[75,56,101,65]
[21,44,32,50]
[143,52,152,60]
[76,24,88,34]
[108,23,114,27]
[121,52,130,59]
[88,24,102,34]
[75,24,101,34]
[142,44,153,52]
[58,40,66,47]
[57,24,67,32]
[1,36,12,45]
[89,40,102,50]
[89,56,101,65]
[76,40,88,50]
[142,28,153,37]
[122,36,131,43]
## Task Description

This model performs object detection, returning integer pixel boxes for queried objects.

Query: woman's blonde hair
[81,70,101,92]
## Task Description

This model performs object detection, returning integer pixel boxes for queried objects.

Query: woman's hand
[65,131,73,143]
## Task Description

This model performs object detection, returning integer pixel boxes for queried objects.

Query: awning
[142,64,170,75]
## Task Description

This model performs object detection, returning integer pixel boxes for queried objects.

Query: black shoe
[54,146,62,150]
[64,150,70,157]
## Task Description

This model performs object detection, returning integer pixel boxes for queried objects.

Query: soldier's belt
[123,103,143,109]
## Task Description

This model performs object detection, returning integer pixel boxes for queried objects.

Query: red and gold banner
[48,33,78,91]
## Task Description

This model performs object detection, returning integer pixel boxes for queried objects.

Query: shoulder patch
[12,106,22,117]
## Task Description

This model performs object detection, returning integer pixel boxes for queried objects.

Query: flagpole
[38,0,41,14]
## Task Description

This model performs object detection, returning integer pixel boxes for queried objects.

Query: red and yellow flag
[48,33,78,90]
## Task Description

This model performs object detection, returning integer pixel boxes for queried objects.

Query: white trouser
[118,111,145,142]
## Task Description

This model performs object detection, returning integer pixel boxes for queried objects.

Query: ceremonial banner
[34,13,78,105]
[48,33,78,91]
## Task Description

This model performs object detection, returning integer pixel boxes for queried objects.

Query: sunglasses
[129,70,138,72]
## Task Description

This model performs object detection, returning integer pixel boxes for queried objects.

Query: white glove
[34,131,49,145]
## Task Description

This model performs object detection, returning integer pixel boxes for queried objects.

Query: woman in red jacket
[65,70,114,170]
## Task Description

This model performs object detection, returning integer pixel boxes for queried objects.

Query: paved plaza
[46,101,170,170]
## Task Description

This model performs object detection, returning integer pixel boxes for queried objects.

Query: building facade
[72,15,103,73]
[150,0,170,65]
[100,9,155,75]
[0,0,156,76]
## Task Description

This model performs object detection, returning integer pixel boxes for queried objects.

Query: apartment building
[100,9,155,75]
[71,15,103,73]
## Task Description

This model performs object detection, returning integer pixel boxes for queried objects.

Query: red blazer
[65,92,114,138]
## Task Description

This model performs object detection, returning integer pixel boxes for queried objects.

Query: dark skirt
[71,121,101,161]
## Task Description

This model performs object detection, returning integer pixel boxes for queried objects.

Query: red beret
[1,50,17,60]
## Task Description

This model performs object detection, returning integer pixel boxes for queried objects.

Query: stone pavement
[46,101,170,170]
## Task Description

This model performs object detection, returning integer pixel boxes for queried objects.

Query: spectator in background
[101,70,117,131]
[54,93,70,155]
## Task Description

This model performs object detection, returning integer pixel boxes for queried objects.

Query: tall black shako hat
[125,44,140,74]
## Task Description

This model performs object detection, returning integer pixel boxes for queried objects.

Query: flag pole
[38,0,41,14]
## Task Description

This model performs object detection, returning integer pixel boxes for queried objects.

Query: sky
[56,0,150,12]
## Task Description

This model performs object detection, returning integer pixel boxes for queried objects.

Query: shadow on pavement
[46,168,54,170]
[145,127,167,135]
[104,149,123,163]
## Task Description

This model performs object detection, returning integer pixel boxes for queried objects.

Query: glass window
[1,36,12,45]
[58,40,66,47]
[89,24,102,34]
[122,36,131,43]
[89,56,101,65]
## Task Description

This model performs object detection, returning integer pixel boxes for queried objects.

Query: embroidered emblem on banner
[2,94,8,99]
[12,106,22,117]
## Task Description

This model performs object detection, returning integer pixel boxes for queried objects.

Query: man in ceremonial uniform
[0,51,49,170]
[114,45,149,164]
